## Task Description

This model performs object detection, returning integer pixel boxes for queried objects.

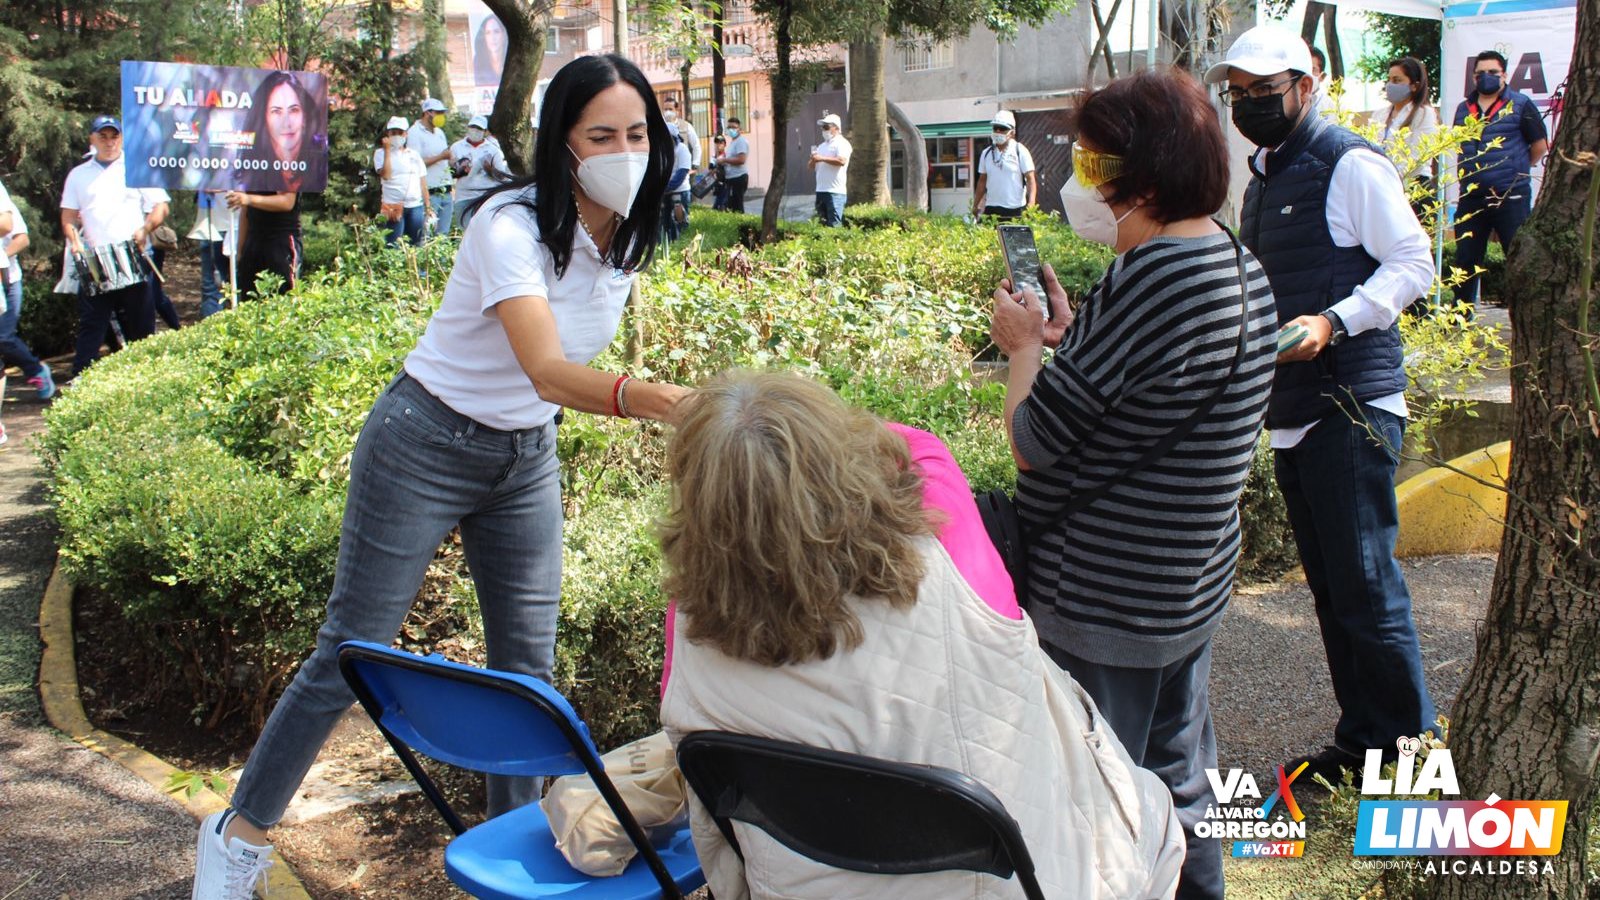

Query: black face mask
[1475,72,1503,95]
[1232,82,1302,148]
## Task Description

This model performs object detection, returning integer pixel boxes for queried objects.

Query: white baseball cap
[385,115,409,132]
[421,98,447,112]
[818,113,842,128]
[990,109,1016,130]
[468,114,489,129]
[1203,24,1316,84]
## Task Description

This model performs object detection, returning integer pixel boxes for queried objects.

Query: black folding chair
[675,731,1047,900]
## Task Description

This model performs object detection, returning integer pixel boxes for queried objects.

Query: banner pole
[229,207,239,309]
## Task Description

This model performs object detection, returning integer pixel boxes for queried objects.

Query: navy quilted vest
[1240,114,1406,430]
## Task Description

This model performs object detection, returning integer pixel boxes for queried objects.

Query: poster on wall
[1441,0,1574,138]
[466,0,506,115]
[120,60,330,192]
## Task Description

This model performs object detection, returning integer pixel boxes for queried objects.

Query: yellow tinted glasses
[1072,144,1125,188]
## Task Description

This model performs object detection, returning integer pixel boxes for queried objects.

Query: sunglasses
[1072,144,1124,188]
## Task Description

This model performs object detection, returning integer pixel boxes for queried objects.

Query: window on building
[890,143,905,192]
[547,26,559,53]
[723,0,753,25]
[899,37,954,73]
[689,80,749,142]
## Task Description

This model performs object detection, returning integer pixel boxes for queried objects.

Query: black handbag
[978,228,1255,599]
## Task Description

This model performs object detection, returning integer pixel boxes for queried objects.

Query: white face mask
[991,132,1009,146]
[466,127,485,143]
[663,110,677,123]
[569,145,651,218]
[1059,175,1135,247]
[388,135,406,148]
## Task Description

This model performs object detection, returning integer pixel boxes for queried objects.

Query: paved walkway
[0,369,199,899]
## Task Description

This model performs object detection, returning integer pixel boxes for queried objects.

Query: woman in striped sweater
[990,69,1278,900]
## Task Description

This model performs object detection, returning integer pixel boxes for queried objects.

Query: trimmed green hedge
[45,207,1292,750]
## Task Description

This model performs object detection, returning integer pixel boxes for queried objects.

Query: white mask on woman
[388,135,407,149]
[1059,174,1135,247]
[569,146,651,218]
[466,127,485,143]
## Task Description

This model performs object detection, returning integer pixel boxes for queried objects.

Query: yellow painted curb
[37,556,311,900]
[1395,441,1511,558]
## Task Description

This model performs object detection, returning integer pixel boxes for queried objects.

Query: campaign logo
[1353,737,1568,860]
[1199,763,1309,858]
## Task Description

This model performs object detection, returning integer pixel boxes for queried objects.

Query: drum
[73,240,150,295]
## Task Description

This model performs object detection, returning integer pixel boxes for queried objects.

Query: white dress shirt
[1254,143,1434,449]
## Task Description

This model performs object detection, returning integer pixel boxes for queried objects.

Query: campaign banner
[468,0,507,115]
[120,60,330,193]
[1441,0,1575,131]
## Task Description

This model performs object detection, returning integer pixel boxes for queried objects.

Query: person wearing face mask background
[1451,49,1549,308]
[808,113,851,226]
[408,98,456,235]
[973,109,1036,220]
[661,96,700,173]
[989,67,1276,900]
[1378,57,1443,221]
[450,114,511,231]
[715,116,750,213]
[375,115,431,247]
[1205,24,1438,787]
[189,53,688,900]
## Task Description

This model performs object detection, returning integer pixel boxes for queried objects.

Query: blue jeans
[0,277,43,379]
[815,191,844,226]
[1047,641,1221,900]
[430,191,454,236]
[73,282,154,376]
[198,239,225,318]
[387,205,426,248]
[1274,404,1436,754]
[230,372,564,829]
[1452,189,1531,305]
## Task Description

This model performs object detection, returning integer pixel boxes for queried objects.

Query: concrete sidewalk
[0,372,199,899]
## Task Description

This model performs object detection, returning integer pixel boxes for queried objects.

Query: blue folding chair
[336,640,704,900]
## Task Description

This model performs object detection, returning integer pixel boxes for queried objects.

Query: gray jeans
[230,372,563,829]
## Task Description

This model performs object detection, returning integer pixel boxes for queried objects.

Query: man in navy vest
[1205,25,1438,784]
[1451,50,1549,307]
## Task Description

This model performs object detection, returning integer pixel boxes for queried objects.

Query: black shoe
[1287,745,1362,787]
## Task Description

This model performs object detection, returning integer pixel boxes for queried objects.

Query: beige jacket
[661,536,1185,900]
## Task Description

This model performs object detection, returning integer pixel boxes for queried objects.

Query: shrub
[16,271,77,360]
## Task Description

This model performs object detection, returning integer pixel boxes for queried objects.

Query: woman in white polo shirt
[374,115,430,247]
[191,54,681,900]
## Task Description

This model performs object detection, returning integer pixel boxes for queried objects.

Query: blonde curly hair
[660,371,934,666]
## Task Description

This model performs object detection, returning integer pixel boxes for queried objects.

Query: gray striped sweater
[1012,232,1278,668]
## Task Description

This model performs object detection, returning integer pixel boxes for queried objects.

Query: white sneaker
[192,809,274,899]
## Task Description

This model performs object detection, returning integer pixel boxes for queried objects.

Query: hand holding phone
[1276,323,1308,355]
[998,224,1049,321]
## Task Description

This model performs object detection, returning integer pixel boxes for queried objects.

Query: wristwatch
[1320,309,1348,347]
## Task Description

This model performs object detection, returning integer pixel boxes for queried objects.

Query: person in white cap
[973,109,1036,220]
[374,115,431,247]
[449,114,511,231]
[662,121,694,240]
[1204,24,1436,788]
[808,112,851,226]
[409,98,454,234]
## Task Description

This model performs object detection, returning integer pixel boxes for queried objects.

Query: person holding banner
[191,53,683,900]
[375,116,430,247]
[189,192,229,318]
[60,115,170,377]
[224,188,301,301]
[1451,50,1549,308]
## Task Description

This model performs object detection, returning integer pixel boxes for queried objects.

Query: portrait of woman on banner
[235,70,329,193]
[474,15,509,85]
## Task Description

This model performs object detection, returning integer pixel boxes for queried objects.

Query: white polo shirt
[449,137,510,203]
[0,184,28,285]
[977,141,1035,209]
[60,156,171,248]
[374,147,428,207]
[404,188,636,430]
[407,121,453,189]
[813,134,851,195]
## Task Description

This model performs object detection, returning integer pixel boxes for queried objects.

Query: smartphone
[997,224,1049,321]
[1276,323,1308,355]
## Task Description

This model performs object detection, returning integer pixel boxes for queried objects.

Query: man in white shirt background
[408,98,454,234]
[662,97,700,173]
[715,117,750,213]
[973,110,1036,219]
[449,114,511,231]
[1207,25,1437,787]
[808,113,851,227]
[60,115,170,377]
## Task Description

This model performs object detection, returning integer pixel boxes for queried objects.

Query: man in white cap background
[973,109,1036,220]
[1205,24,1436,785]
[661,96,700,174]
[808,112,851,226]
[408,98,454,234]
[449,114,511,231]
[60,114,171,376]
[374,115,431,247]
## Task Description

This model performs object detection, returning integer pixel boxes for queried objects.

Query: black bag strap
[1023,227,1254,537]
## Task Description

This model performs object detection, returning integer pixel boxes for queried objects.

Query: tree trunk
[1087,0,1125,86]
[846,31,889,207]
[479,0,547,174]
[422,0,454,107]
[885,99,927,211]
[760,0,793,242]
[1424,0,1600,893]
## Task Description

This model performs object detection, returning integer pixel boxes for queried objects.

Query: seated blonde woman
[658,371,1184,900]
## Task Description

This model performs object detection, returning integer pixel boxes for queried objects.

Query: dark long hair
[472,54,671,277]
[237,70,328,191]
[1388,57,1430,129]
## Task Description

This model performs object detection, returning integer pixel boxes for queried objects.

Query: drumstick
[140,248,167,284]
